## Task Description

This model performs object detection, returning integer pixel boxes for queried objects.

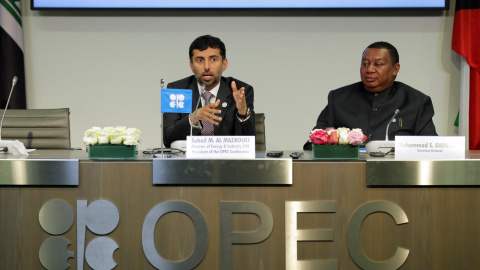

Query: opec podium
[2,147,480,270]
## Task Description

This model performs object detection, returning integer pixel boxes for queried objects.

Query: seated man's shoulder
[330,82,364,97]
[335,82,363,91]
[169,76,196,87]
[394,81,430,98]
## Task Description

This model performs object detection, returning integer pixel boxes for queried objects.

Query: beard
[194,71,222,89]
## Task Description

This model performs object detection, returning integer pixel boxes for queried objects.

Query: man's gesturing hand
[232,81,247,116]
[190,99,222,126]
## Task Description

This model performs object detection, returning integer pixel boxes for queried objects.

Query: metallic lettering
[347,201,409,270]
[285,201,337,270]
[142,201,208,270]
[220,201,273,270]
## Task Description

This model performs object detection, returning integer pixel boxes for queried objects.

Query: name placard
[186,136,255,159]
[395,136,465,160]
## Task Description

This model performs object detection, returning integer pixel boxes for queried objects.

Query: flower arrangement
[83,126,143,146]
[309,127,367,146]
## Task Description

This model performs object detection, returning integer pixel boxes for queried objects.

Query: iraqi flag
[0,0,26,109]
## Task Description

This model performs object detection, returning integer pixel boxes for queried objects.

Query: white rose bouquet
[83,126,143,146]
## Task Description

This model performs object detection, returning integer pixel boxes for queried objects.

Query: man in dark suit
[304,41,437,150]
[163,35,255,148]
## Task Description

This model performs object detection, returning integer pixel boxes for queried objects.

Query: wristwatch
[237,107,251,118]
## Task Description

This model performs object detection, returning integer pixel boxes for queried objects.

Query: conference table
[1,149,480,269]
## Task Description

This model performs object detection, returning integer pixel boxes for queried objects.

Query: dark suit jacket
[163,75,255,148]
[304,81,437,150]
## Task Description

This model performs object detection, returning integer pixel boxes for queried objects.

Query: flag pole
[158,79,169,158]
[459,57,470,150]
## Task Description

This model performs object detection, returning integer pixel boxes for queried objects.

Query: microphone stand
[365,109,400,155]
[0,76,28,155]
[157,79,169,158]
[0,76,18,140]
[190,84,206,137]
[385,109,400,141]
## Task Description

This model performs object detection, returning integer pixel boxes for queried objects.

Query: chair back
[0,108,71,149]
[255,113,266,151]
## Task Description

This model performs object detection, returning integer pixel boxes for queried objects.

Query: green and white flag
[0,0,26,109]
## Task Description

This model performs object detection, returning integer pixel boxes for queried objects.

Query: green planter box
[312,144,359,160]
[88,145,136,159]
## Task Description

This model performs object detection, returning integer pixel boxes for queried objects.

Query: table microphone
[365,109,400,155]
[0,76,28,155]
[190,84,206,137]
[385,109,400,141]
[0,76,18,140]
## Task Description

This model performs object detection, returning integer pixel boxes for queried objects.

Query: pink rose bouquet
[309,127,367,145]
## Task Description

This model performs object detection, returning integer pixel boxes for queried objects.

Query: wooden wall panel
[1,161,480,269]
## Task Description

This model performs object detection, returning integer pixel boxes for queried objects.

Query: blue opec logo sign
[161,88,193,114]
